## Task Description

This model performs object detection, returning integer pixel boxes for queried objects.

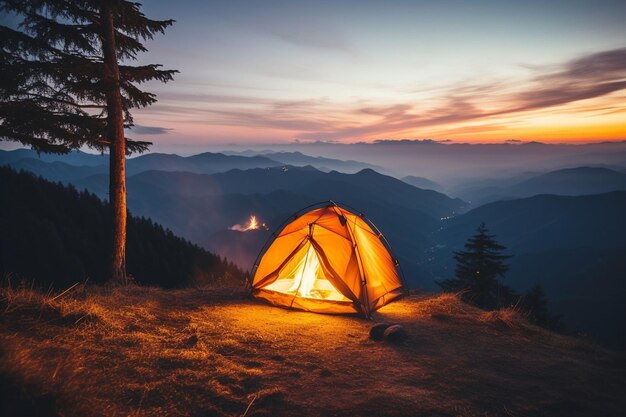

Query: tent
[250,202,405,317]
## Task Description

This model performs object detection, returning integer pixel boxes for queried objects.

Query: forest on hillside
[0,167,245,289]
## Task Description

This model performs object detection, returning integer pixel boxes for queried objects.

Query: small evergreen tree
[438,223,515,310]
[519,284,563,331]
[0,0,177,283]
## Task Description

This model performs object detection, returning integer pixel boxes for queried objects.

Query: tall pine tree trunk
[101,4,127,283]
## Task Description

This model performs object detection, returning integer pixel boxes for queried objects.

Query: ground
[1,285,625,417]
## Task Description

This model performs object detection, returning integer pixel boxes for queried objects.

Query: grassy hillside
[0,167,244,288]
[1,286,624,417]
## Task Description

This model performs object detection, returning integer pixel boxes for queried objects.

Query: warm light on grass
[1,285,623,416]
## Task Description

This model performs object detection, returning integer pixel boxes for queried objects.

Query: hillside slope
[401,175,442,191]
[68,167,459,286]
[438,192,626,250]
[0,167,244,288]
[1,287,624,417]
[507,167,626,196]
[208,167,466,218]
[235,151,386,173]
[456,167,626,205]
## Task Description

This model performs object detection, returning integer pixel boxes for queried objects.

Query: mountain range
[401,175,442,191]
[223,150,387,173]
[67,166,464,285]
[2,148,626,347]
[0,149,381,177]
[452,166,626,205]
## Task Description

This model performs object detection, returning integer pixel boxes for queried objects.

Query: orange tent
[250,202,405,317]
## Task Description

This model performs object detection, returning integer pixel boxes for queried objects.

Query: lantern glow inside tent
[250,202,405,317]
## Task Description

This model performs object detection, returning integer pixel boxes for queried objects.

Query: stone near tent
[183,334,198,347]
[369,323,392,341]
[383,324,407,343]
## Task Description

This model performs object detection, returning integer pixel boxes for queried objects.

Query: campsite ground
[1,285,625,417]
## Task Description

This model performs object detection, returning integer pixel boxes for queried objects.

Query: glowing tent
[250,202,405,317]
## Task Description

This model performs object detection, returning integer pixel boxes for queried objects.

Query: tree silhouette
[519,284,563,331]
[438,223,515,310]
[0,0,177,282]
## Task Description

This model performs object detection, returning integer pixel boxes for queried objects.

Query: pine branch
[24,92,106,109]
[120,64,178,83]
[0,0,175,156]
[23,10,98,53]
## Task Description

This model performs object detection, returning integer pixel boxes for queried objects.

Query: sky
[4,0,626,149]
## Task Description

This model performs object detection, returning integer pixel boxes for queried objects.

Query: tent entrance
[263,243,350,302]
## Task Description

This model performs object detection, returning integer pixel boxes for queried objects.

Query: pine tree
[0,0,177,282]
[438,223,515,310]
[519,284,563,331]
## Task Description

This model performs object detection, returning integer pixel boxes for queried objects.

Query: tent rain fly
[250,202,405,317]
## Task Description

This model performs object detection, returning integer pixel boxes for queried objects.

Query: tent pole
[331,205,371,318]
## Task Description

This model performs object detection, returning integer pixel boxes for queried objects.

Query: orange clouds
[131,48,626,145]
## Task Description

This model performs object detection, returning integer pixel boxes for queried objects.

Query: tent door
[263,241,351,303]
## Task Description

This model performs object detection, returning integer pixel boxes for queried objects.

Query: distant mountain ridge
[507,167,626,196]
[126,152,281,175]
[0,148,385,176]
[454,166,626,206]
[1,152,466,288]
[437,191,626,251]
[68,165,466,219]
[0,149,282,177]
[223,150,387,174]
[425,191,626,348]
[401,175,442,191]
[4,158,105,182]
[64,165,463,285]
[0,148,106,166]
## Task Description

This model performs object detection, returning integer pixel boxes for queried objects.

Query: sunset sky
[6,0,626,149]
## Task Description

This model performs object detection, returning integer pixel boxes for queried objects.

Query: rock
[383,324,407,344]
[369,323,392,340]
[184,334,198,347]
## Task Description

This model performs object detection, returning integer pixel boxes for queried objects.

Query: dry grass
[1,286,625,417]
[479,306,528,330]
